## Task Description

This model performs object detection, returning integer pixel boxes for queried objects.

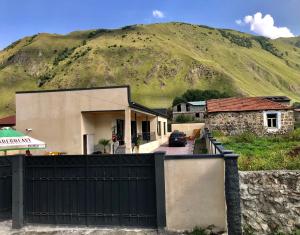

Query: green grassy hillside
[1,22,300,116]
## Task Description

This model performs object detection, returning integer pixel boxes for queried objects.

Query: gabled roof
[0,115,16,126]
[207,97,291,113]
[188,101,206,106]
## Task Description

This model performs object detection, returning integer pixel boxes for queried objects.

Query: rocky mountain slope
[1,22,300,116]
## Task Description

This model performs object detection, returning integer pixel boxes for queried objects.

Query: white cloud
[152,10,165,19]
[237,12,294,39]
[235,19,243,25]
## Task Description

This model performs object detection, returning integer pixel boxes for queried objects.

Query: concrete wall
[206,110,294,136]
[165,158,226,232]
[171,123,204,137]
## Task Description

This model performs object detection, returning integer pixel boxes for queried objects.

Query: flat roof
[16,85,168,119]
[16,85,130,94]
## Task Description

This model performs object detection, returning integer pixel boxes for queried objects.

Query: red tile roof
[207,97,291,113]
[0,115,16,126]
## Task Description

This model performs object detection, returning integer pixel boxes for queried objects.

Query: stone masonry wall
[239,171,300,234]
[206,110,294,135]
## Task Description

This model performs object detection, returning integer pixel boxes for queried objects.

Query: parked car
[169,131,187,147]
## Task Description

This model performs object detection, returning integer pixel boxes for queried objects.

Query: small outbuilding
[172,101,206,122]
[205,97,294,135]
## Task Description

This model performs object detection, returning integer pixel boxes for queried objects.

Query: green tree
[172,89,231,106]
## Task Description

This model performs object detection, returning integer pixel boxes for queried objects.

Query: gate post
[12,155,24,229]
[224,153,242,235]
[154,151,166,229]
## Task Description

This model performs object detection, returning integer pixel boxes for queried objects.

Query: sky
[0,0,299,49]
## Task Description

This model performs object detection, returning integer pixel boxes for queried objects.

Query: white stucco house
[16,86,169,154]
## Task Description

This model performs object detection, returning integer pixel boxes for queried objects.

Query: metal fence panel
[0,157,12,220]
[24,154,157,227]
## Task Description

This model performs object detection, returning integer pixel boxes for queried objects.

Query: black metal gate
[0,157,12,220]
[24,154,157,227]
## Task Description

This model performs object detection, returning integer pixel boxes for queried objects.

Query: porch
[81,108,168,154]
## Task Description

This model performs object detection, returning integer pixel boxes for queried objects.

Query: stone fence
[204,128,300,235]
[240,171,300,234]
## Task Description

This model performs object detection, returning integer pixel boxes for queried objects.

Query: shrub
[186,226,208,235]
[253,36,283,58]
[53,47,76,65]
[219,30,252,48]
[175,114,194,123]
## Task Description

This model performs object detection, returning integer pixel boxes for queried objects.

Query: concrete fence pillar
[154,151,166,229]
[224,154,242,235]
[11,155,24,229]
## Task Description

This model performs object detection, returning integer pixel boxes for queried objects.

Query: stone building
[205,97,294,135]
[172,101,206,122]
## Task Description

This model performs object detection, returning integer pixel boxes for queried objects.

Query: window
[267,113,278,128]
[157,121,161,136]
[186,104,190,112]
[163,122,166,135]
[264,111,281,131]
[177,104,181,112]
[195,113,200,118]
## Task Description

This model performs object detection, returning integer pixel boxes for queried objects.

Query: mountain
[1,22,300,116]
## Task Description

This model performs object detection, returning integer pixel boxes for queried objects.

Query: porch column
[124,108,132,153]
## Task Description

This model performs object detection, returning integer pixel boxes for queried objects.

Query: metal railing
[136,132,156,144]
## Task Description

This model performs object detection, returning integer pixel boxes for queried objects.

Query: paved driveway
[154,140,194,155]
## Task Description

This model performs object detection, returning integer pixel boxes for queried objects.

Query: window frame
[263,111,281,132]
[176,104,181,112]
[157,121,161,136]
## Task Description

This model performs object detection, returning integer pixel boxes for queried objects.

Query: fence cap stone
[224,153,239,159]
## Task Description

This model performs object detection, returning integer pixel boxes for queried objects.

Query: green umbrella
[0,127,46,155]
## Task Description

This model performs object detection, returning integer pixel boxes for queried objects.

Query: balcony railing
[134,132,156,144]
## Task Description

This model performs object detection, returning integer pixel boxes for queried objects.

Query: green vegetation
[173,89,231,106]
[219,30,252,48]
[214,130,300,170]
[0,22,300,117]
[193,138,208,154]
[174,114,195,123]
[98,139,110,153]
[253,36,283,58]
[53,47,77,65]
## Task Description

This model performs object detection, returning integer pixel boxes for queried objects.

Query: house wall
[172,103,205,113]
[172,103,205,121]
[16,87,129,154]
[171,123,205,137]
[165,158,226,232]
[205,110,294,135]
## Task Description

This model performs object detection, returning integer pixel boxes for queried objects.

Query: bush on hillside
[172,89,231,106]
[253,36,283,58]
[219,30,252,48]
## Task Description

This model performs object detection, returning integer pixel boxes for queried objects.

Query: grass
[213,129,300,171]
[0,22,300,116]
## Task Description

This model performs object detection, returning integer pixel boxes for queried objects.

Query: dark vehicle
[169,131,187,147]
